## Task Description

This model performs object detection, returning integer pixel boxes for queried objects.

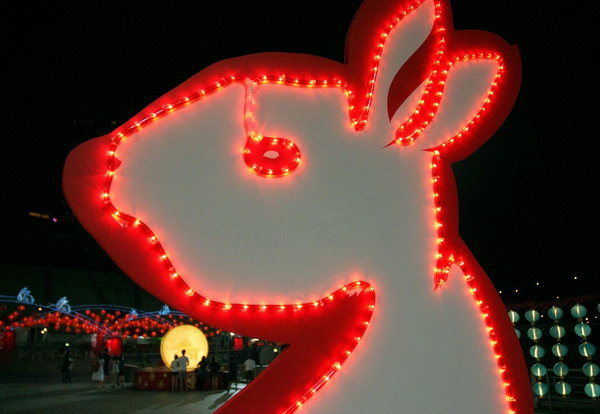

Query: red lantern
[106,337,122,356]
[233,336,243,351]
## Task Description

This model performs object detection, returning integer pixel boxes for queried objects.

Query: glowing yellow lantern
[160,324,209,371]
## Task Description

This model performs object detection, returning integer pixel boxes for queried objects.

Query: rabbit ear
[390,56,503,151]
[387,27,521,156]
[346,0,438,131]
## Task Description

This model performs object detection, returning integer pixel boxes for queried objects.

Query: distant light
[515,289,519,293]
[574,276,578,280]
[499,290,502,294]
[65,343,70,347]
[274,348,279,353]
[230,332,235,336]
[535,282,540,286]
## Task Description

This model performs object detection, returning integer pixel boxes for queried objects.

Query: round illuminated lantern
[579,343,597,358]
[508,310,520,323]
[548,306,563,321]
[106,337,122,356]
[555,381,571,396]
[530,363,547,377]
[527,327,542,341]
[530,345,545,359]
[571,304,587,319]
[585,383,600,398]
[525,309,540,323]
[583,362,599,377]
[532,382,548,397]
[553,362,569,377]
[549,325,566,339]
[575,323,592,338]
[160,325,209,371]
[552,344,568,358]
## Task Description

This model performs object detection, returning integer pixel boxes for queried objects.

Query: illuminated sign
[63,0,530,412]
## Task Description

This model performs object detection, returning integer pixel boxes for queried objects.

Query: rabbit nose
[243,135,301,178]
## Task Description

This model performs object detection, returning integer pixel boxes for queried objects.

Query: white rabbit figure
[64,0,530,412]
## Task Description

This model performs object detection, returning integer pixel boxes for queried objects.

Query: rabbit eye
[243,136,301,178]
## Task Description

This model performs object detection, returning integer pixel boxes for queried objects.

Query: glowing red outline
[63,0,531,412]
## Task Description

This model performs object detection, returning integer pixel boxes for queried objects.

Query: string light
[61,0,527,412]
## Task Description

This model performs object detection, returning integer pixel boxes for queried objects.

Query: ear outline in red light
[62,0,530,413]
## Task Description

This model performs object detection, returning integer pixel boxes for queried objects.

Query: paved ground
[0,382,245,414]
[2,381,599,414]
[1,356,597,414]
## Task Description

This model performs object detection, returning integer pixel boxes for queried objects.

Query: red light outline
[63,0,530,412]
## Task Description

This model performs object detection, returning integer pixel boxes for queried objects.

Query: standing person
[102,349,110,380]
[178,350,189,391]
[208,357,221,390]
[170,354,179,391]
[227,357,238,392]
[196,356,208,391]
[60,349,73,383]
[243,356,256,383]
[108,355,119,388]
[117,355,126,387]
[91,352,104,388]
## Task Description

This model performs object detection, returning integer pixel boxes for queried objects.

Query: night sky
[1,1,596,303]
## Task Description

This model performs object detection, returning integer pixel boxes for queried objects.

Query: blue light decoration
[16,287,35,304]
[54,297,71,314]
[526,308,547,397]
[1,291,216,340]
[127,309,138,320]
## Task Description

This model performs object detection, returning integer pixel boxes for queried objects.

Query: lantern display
[160,325,208,371]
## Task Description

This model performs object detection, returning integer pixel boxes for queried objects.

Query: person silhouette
[178,350,189,391]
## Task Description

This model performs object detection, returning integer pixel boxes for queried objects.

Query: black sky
[1,1,596,303]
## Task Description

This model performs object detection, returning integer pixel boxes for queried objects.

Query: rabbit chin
[109,83,439,304]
